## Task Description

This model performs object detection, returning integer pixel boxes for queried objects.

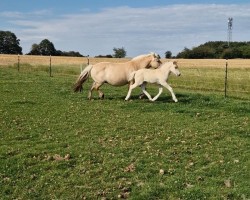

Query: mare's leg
[138,81,145,99]
[97,84,104,99]
[125,83,138,101]
[139,90,146,99]
[88,82,104,100]
[141,83,153,101]
[139,93,144,99]
[152,86,163,101]
[88,82,95,100]
[160,82,178,102]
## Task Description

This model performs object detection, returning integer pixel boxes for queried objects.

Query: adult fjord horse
[73,53,161,99]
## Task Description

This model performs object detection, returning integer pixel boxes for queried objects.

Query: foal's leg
[152,86,163,101]
[161,82,178,102]
[125,83,138,101]
[141,83,153,101]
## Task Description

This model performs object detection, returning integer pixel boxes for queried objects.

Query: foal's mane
[159,60,178,69]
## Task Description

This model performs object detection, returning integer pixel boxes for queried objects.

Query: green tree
[176,47,191,58]
[239,46,250,58]
[113,47,126,58]
[189,46,216,58]
[165,51,172,58]
[0,31,22,54]
[28,43,40,55]
[61,51,83,57]
[38,39,56,55]
[222,48,243,59]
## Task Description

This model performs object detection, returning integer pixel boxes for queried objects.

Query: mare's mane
[131,52,159,61]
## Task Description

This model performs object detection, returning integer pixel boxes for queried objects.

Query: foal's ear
[172,60,178,64]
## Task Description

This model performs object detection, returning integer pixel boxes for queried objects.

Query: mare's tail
[73,65,93,92]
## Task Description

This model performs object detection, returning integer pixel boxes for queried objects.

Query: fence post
[80,64,83,73]
[87,55,90,82]
[49,55,52,77]
[87,55,89,65]
[224,59,228,98]
[17,54,20,72]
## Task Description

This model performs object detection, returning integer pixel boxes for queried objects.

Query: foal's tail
[128,71,136,83]
[73,65,93,92]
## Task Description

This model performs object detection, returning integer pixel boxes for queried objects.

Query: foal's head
[169,61,181,76]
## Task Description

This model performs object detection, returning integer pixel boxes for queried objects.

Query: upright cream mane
[131,52,159,61]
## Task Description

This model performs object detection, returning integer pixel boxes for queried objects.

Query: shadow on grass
[83,93,203,104]
[121,93,196,104]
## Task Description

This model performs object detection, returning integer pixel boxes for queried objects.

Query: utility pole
[227,17,233,47]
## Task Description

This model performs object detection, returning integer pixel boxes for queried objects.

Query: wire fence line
[171,66,250,99]
[0,54,249,99]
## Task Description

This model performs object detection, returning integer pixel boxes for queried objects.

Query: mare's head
[169,60,181,76]
[132,52,162,69]
[148,52,162,68]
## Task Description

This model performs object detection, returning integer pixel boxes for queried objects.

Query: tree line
[0,31,84,57]
[26,39,84,57]
[175,41,250,59]
[1,30,250,59]
[0,31,126,58]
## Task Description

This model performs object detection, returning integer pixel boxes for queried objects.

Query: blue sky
[1,0,250,57]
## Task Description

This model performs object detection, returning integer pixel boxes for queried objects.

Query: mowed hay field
[0,55,250,199]
[1,54,250,67]
[0,54,129,66]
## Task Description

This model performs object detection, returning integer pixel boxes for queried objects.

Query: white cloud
[1,11,24,18]
[0,9,52,19]
[2,4,250,57]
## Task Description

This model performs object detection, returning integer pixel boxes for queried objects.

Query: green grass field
[0,67,249,199]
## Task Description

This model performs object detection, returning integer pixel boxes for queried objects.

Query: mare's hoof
[99,94,104,99]
[139,94,145,99]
